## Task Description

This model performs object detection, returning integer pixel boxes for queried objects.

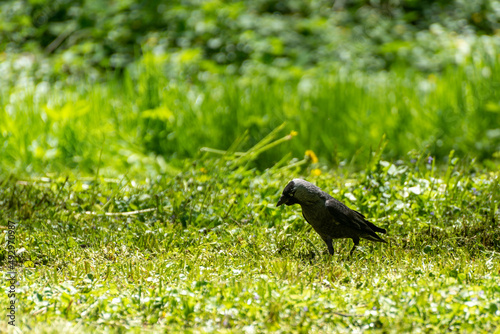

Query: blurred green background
[1,0,500,176]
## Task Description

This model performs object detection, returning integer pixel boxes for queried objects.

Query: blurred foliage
[1,60,499,176]
[1,0,500,77]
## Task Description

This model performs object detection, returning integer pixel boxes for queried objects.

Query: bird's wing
[326,198,387,238]
[325,199,362,230]
[351,208,365,219]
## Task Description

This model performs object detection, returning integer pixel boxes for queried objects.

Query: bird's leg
[322,237,334,255]
[349,237,360,256]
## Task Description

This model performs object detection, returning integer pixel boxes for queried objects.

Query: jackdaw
[277,179,387,256]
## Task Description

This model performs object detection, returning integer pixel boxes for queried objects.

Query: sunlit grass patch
[0,152,499,332]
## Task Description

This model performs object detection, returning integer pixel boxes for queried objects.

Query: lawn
[1,1,500,332]
[1,139,499,332]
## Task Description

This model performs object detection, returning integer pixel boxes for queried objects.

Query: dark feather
[325,199,362,230]
[325,198,387,242]
[326,199,387,242]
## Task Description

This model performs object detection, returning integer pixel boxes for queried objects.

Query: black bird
[277,179,387,256]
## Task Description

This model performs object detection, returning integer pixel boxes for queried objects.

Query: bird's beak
[276,195,286,207]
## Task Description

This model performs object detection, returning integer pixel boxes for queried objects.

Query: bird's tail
[365,220,386,234]
[363,233,388,243]
[361,219,387,243]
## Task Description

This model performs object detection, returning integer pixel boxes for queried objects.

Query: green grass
[2,4,500,332]
[1,148,499,333]
[1,53,500,177]
[1,41,500,334]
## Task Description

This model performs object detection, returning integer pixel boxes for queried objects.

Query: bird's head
[276,179,320,207]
